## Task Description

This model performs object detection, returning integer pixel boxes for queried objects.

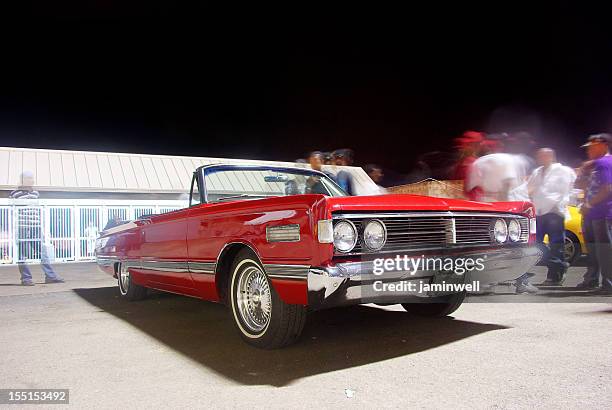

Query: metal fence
[0,199,185,265]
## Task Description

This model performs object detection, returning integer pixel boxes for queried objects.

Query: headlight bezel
[507,219,521,242]
[493,218,508,243]
[363,219,387,251]
[333,219,358,253]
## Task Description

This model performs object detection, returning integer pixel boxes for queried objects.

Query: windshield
[203,167,347,202]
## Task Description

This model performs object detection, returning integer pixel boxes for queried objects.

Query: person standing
[333,149,356,195]
[9,171,64,286]
[527,149,577,286]
[576,134,612,293]
[308,151,336,180]
[305,151,336,194]
[465,152,529,202]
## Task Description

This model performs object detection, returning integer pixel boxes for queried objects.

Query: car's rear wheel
[401,291,466,317]
[229,249,306,349]
[117,263,147,301]
[564,231,581,265]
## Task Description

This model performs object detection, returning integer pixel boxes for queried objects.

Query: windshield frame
[197,164,348,203]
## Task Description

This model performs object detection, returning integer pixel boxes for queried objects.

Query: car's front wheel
[229,249,306,349]
[117,263,147,301]
[401,291,466,317]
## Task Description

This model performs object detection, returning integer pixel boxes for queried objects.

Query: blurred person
[363,164,388,195]
[465,151,529,202]
[452,131,485,180]
[84,220,100,256]
[308,151,336,180]
[9,171,64,286]
[322,152,334,165]
[305,151,336,194]
[465,143,533,294]
[527,148,577,286]
[333,148,356,195]
[575,134,612,293]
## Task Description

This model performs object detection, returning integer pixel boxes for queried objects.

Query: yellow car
[543,205,586,264]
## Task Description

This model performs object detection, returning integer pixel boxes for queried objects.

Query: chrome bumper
[307,246,542,310]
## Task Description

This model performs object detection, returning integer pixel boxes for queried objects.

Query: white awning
[0,146,377,194]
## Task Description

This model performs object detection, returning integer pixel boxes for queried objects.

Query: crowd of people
[456,131,611,294]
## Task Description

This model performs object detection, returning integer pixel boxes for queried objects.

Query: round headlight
[363,219,387,251]
[493,219,508,243]
[333,220,357,253]
[508,219,521,242]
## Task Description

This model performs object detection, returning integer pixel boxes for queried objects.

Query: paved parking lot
[0,262,610,409]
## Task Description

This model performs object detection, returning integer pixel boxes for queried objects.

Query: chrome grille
[333,212,529,255]
[455,216,494,245]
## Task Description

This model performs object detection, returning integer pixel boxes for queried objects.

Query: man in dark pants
[576,134,612,293]
[528,149,576,286]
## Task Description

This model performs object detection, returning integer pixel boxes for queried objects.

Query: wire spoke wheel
[236,265,272,333]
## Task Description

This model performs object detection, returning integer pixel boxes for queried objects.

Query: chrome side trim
[264,264,310,280]
[141,259,189,273]
[188,261,216,274]
[97,257,308,279]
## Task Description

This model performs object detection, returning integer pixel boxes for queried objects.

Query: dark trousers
[585,218,612,290]
[536,213,566,281]
[582,220,599,284]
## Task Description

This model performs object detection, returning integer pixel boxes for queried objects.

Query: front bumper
[307,246,542,310]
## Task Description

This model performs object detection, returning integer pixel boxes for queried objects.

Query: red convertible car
[96,164,541,348]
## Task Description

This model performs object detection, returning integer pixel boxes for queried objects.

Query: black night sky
[2,3,612,182]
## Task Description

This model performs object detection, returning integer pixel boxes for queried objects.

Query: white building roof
[0,146,377,194]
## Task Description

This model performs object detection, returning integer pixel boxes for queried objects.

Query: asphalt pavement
[0,262,610,409]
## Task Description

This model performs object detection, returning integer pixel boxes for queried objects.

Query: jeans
[17,229,59,283]
[536,213,567,281]
[590,218,612,291]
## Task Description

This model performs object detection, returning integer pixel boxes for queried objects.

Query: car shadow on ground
[74,287,509,387]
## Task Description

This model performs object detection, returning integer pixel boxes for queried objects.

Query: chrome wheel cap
[236,266,272,333]
[119,265,130,295]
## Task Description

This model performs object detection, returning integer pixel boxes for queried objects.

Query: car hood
[325,194,532,215]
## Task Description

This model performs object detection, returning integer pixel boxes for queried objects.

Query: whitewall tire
[229,249,306,349]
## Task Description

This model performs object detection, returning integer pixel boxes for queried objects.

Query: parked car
[96,164,542,348]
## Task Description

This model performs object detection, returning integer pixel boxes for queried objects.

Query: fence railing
[0,199,186,265]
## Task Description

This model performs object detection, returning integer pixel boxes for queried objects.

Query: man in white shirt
[527,148,577,285]
[465,152,530,202]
